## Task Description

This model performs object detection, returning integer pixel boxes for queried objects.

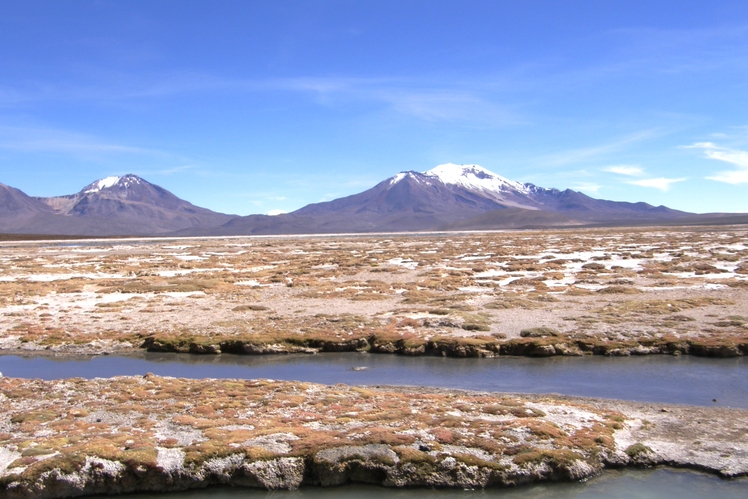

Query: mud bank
[3,330,748,359]
[1,377,746,498]
[137,331,748,358]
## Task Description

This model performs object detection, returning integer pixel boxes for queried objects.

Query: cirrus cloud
[602,164,644,176]
[684,141,748,184]
[572,182,602,194]
[706,169,748,184]
[626,177,686,191]
[603,162,684,191]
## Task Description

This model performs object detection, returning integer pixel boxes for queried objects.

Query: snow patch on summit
[389,173,408,185]
[83,174,143,193]
[424,163,530,194]
[389,171,432,186]
[85,176,121,193]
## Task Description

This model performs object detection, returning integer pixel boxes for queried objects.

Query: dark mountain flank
[0,182,60,234]
[0,182,54,219]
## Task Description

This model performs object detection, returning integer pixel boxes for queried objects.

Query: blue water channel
[1,352,747,408]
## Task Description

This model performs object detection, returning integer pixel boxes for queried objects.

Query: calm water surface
[1,352,746,408]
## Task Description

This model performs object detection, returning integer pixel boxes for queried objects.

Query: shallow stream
[2,352,746,408]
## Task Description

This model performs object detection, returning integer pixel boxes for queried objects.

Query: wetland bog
[0,227,747,358]
[1,226,748,497]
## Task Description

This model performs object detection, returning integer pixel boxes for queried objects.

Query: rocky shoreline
[1,377,746,498]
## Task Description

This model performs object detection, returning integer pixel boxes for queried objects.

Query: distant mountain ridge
[217,163,692,235]
[37,174,231,220]
[1,174,233,236]
[1,165,745,237]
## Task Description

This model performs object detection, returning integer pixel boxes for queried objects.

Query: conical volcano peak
[82,174,144,194]
[422,163,530,193]
[16,173,235,235]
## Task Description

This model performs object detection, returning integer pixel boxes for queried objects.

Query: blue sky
[2,1,748,215]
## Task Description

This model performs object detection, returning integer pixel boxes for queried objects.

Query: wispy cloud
[572,182,602,194]
[0,125,164,157]
[0,73,522,126]
[603,162,686,191]
[538,130,660,167]
[603,165,644,176]
[706,169,748,184]
[626,177,686,191]
[380,89,518,124]
[685,141,748,184]
[617,24,748,74]
[270,76,522,125]
[137,164,196,176]
[554,24,748,89]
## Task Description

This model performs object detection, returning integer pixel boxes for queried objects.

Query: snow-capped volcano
[44,173,224,215]
[291,163,550,230]
[26,174,234,235]
[273,162,689,234]
[40,173,175,213]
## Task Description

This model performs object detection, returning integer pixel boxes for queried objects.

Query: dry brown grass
[0,375,627,487]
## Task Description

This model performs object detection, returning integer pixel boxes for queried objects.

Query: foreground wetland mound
[0,376,746,498]
[0,227,746,358]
